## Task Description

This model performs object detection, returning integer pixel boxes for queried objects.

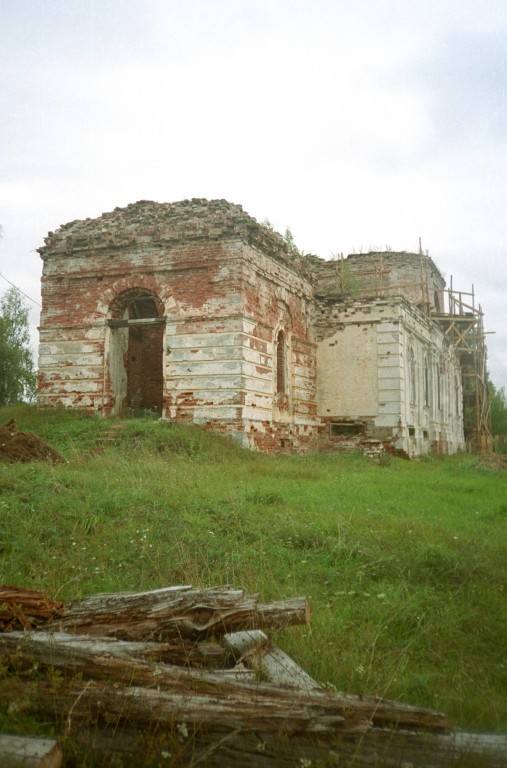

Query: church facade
[38,199,468,457]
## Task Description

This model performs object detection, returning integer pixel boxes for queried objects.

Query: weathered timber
[1,680,506,768]
[0,677,362,734]
[0,631,254,687]
[0,735,62,768]
[69,727,507,768]
[50,585,310,639]
[2,579,506,768]
[1,628,225,668]
[107,317,166,327]
[0,632,449,733]
[0,585,64,632]
[223,630,321,690]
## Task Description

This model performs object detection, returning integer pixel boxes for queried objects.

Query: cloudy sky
[1,0,506,389]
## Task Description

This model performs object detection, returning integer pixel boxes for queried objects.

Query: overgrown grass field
[1,405,506,733]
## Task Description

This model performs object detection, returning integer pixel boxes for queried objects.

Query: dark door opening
[126,295,164,413]
[108,292,165,415]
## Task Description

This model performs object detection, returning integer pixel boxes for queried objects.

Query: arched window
[408,347,416,404]
[276,329,287,395]
[423,353,430,407]
[436,357,442,411]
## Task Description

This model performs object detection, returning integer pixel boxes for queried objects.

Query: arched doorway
[107,290,165,415]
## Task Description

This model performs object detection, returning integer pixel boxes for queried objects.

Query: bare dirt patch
[0,419,65,464]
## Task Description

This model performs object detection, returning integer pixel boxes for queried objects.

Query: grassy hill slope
[1,404,506,732]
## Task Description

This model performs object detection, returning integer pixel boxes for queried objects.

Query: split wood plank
[1,627,225,667]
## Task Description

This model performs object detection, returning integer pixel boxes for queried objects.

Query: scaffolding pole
[439,284,492,452]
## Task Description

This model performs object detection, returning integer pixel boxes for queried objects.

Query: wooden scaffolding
[334,254,493,452]
[435,280,492,452]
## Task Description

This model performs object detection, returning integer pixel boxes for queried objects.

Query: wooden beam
[107,317,166,328]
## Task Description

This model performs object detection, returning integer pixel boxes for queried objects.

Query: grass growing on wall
[1,404,507,733]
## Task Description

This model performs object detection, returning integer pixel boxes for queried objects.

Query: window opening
[408,347,416,404]
[423,353,430,407]
[436,358,442,411]
[330,422,364,436]
[276,330,287,395]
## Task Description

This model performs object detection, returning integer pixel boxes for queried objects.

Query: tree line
[0,287,37,406]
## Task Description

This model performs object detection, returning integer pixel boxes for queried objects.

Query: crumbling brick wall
[38,199,319,453]
[312,251,446,313]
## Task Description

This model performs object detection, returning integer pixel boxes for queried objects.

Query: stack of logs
[0,584,506,767]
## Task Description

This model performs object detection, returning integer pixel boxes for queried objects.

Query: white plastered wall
[317,323,378,418]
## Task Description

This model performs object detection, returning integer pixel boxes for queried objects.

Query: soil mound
[0,419,66,464]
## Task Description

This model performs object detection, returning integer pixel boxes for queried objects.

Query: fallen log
[2,628,226,668]
[0,679,505,767]
[50,585,310,640]
[2,585,505,767]
[69,727,507,768]
[1,631,254,687]
[0,631,449,733]
[0,677,365,735]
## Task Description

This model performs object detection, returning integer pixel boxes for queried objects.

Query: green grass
[1,404,507,733]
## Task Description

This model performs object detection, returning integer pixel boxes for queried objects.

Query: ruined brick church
[38,199,489,457]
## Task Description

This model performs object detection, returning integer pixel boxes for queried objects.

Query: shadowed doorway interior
[108,292,165,415]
